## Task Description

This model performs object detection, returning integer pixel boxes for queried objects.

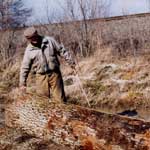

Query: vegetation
[0,2,150,149]
[0,0,32,29]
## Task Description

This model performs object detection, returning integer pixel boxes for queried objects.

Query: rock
[117,109,138,117]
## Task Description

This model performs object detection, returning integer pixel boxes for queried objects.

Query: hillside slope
[63,50,150,120]
[0,48,150,149]
[2,91,150,150]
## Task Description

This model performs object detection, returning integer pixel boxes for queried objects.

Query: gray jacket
[20,36,75,86]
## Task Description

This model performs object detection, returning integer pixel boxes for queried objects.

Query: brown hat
[24,27,38,38]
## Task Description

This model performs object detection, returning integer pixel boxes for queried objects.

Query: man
[20,27,75,103]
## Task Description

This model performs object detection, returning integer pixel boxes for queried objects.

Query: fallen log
[5,91,150,150]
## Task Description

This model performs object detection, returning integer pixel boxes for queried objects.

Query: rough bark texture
[4,91,150,150]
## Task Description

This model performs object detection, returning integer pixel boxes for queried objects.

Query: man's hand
[20,85,27,93]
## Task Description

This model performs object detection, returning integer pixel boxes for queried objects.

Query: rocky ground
[0,49,150,149]
[2,91,150,150]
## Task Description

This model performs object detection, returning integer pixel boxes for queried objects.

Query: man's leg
[48,70,67,103]
[36,74,50,98]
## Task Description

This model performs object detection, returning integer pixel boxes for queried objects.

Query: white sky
[110,0,149,16]
[23,0,149,24]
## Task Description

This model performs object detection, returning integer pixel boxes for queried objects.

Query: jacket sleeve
[19,49,32,86]
[51,38,76,66]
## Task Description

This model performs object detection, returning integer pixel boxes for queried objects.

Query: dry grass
[0,46,150,120]
[0,63,20,95]
[62,51,150,116]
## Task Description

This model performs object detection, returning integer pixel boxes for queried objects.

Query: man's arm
[19,49,32,87]
[51,38,76,68]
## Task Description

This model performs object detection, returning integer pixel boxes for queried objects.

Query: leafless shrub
[112,38,142,57]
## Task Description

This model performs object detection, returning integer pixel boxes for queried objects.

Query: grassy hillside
[0,47,150,149]
[62,49,150,119]
[1,48,150,119]
[1,13,150,149]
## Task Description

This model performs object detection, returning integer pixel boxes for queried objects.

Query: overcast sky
[111,0,149,16]
[23,0,149,24]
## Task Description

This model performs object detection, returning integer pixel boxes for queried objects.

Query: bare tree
[33,0,111,57]
[0,0,32,67]
[57,0,111,56]
[0,0,32,29]
[60,0,111,21]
